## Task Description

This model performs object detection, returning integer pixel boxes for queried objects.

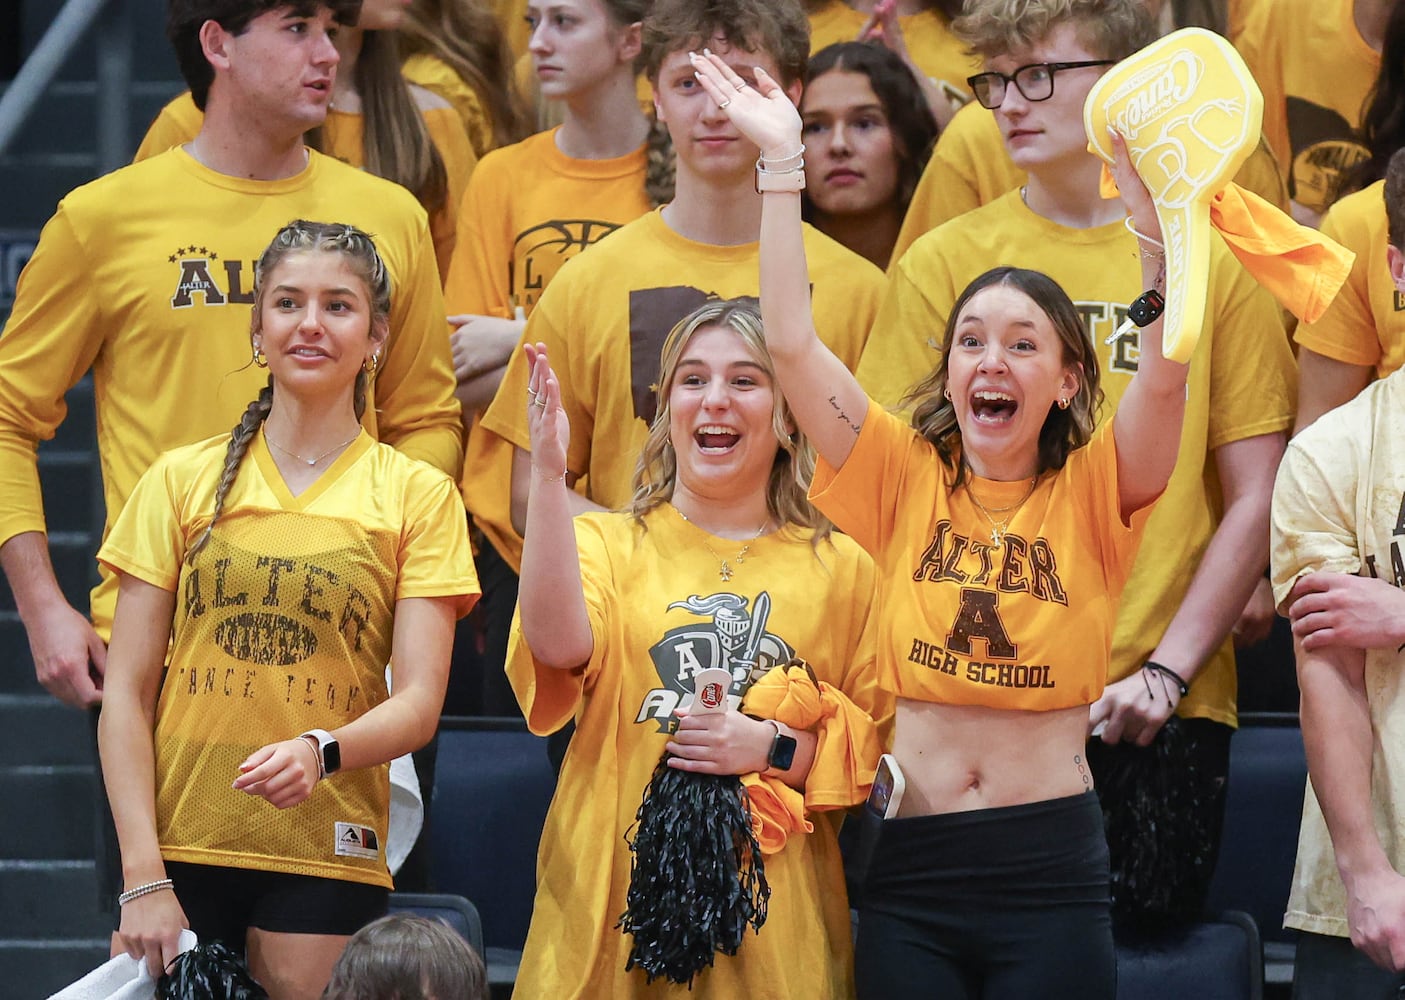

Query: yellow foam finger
[1084,28,1263,362]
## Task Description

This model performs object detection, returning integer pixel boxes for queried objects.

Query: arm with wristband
[97,574,186,977]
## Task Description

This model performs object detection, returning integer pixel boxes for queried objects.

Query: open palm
[688,49,802,160]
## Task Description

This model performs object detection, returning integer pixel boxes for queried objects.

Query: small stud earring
[1057,396,1070,410]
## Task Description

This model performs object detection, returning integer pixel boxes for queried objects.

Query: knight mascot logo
[634,591,795,730]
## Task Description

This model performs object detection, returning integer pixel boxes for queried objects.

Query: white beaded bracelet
[758,144,805,168]
[118,878,175,906]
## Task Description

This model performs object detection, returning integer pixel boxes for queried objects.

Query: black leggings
[854,791,1115,1000]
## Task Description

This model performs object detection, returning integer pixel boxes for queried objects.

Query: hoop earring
[363,352,380,376]
[253,346,268,368]
[942,387,952,400]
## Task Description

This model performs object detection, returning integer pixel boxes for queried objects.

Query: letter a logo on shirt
[334,822,381,860]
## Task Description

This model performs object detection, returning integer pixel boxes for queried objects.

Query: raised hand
[860,0,911,65]
[524,342,570,485]
[1107,128,1162,246]
[688,49,802,160]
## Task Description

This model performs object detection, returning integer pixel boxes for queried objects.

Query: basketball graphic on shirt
[1084,28,1262,363]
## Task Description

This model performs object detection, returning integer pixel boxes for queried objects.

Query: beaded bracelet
[1144,660,1190,698]
[755,157,805,175]
[758,144,804,168]
[118,878,175,906]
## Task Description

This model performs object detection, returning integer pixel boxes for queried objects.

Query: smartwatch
[1126,288,1166,327]
[299,729,341,779]
[765,721,798,772]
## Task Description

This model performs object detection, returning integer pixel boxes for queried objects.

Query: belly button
[964,773,981,792]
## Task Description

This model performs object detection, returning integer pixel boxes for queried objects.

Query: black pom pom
[1086,717,1218,930]
[157,941,269,1000]
[618,754,771,986]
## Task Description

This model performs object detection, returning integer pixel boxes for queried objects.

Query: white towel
[49,929,197,1000]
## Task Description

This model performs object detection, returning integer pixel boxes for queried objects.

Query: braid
[186,382,273,565]
[643,116,676,207]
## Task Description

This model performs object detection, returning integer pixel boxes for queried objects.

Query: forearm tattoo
[829,395,861,436]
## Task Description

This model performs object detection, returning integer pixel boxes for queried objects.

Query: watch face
[322,738,341,775]
[769,733,798,772]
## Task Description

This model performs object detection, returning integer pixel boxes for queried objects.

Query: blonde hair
[629,298,830,539]
[953,0,1156,62]
[185,221,390,565]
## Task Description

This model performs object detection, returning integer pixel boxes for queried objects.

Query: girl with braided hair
[96,221,478,1000]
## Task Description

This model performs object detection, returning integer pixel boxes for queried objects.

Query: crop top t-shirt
[811,400,1155,711]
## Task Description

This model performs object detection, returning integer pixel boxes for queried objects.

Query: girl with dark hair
[807,0,978,125]
[97,222,478,1000]
[136,0,477,281]
[694,47,1192,997]
[801,41,938,267]
[398,0,534,158]
[1344,0,1405,193]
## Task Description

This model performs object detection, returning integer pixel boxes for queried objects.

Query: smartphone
[843,754,904,903]
[866,753,905,820]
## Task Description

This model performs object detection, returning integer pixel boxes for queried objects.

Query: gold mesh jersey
[99,431,478,887]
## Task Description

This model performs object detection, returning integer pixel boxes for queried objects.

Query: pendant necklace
[266,431,359,467]
[676,508,770,582]
[967,476,1038,550]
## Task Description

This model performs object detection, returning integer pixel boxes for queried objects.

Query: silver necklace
[966,477,1037,550]
[676,508,770,582]
[266,431,359,467]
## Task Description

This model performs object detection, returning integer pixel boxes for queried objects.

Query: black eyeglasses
[965,60,1115,110]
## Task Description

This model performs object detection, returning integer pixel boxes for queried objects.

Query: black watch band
[1127,288,1166,327]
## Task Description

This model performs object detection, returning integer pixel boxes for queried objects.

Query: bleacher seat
[389,891,484,958]
[1205,714,1308,989]
[1116,910,1263,999]
[431,717,557,991]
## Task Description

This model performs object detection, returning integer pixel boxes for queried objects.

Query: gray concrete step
[0,860,109,939]
[0,938,111,1000]
[0,694,92,766]
[0,764,94,860]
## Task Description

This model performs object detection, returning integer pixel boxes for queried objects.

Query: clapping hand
[688,49,803,161]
